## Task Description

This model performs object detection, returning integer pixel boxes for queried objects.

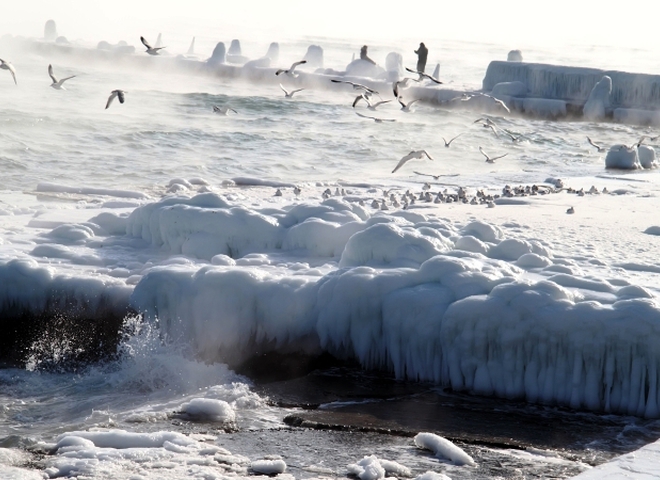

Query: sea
[2,25,660,479]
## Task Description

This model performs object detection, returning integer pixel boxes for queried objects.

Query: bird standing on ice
[105,89,126,109]
[140,36,166,55]
[48,64,76,90]
[275,60,306,77]
[392,150,434,173]
[0,58,17,84]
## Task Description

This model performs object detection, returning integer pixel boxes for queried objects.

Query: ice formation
[5,192,660,418]
[483,61,660,111]
[583,75,612,121]
[414,432,475,466]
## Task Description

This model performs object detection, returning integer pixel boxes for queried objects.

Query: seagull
[474,117,501,135]
[140,36,166,55]
[48,64,76,90]
[330,79,379,95]
[280,83,304,98]
[479,146,508,163]
[353,94,391,110]
[275,60,306,77]
[392,150,434,173]
[213,105,238,115]
[586,136,606,152]
[355,111,395,123]
[474,117,498,128]
[0,58,17,85]
[442,133,463,147]
[459,93,510,113]
[413,171,459,180]
[105,89,126,109]
[502,129,523,142]
[398,98,420,112]
[474,93,510,113]
[405,67,442,84]
[393,77,419,98]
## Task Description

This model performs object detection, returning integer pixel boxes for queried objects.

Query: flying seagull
[0,58,17,85]
[330,79,379,95]
[353,94,391,110]
[213,105,238,115]
[586,136,606,152]
[398,98,420,112]
[355,111,395,123]
[280,83,304,98]
[405,67,442,84]
[140,36,166,55]
[442,133,464,147]
[392,150,434,173]
[393,77,420,98]
[105,89,126,109]
[275,60,306,77]
[413,171,459,180]
[479,146,508,163]
[48,64,76,90]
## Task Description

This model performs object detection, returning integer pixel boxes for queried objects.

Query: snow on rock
[0,257,131,317]
[644,226,660,236]
[582,75,612,121]
[339,222,452,268]
[507,50,523,62]
[483,61,660,110]
[87,211,129,235]
[522,98,567,118]
[179,398,236,422]
[413,472,452,480]
[347,455,410,480]
[637,145,657,168]
[605,145,640,169]
[55,429,196,449]
[491,80,527,97]
[127,196,660,417]
[251,457,287,475]
[613,108,660,126]
[414,432,475,466]
[460,221,503,243]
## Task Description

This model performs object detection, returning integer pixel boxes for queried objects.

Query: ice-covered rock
[207,42,226,67]
[522,98,566,118]
[507,50,523,62]
[638,145,657,168]
[385,52,404,81]
[605,145,640,169]
[303,45,324,68]
[491,80,527,98]
[583,75,612,121]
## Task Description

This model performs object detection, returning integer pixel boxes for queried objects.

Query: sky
[2,0,658,50]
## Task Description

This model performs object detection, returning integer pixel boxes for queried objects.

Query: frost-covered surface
[414,433,476,466]
[483,60,660,110]
[3,31,660,480]
[570,438,660,479]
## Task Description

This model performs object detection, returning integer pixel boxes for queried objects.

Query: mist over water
[3,6,660,479]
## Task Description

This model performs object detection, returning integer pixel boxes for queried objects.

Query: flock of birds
[0,35,169,108]
[2,36,658,216]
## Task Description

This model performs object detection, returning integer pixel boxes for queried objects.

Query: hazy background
[3,0,659,50]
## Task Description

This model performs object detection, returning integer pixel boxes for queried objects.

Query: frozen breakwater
[483,60,660,123]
